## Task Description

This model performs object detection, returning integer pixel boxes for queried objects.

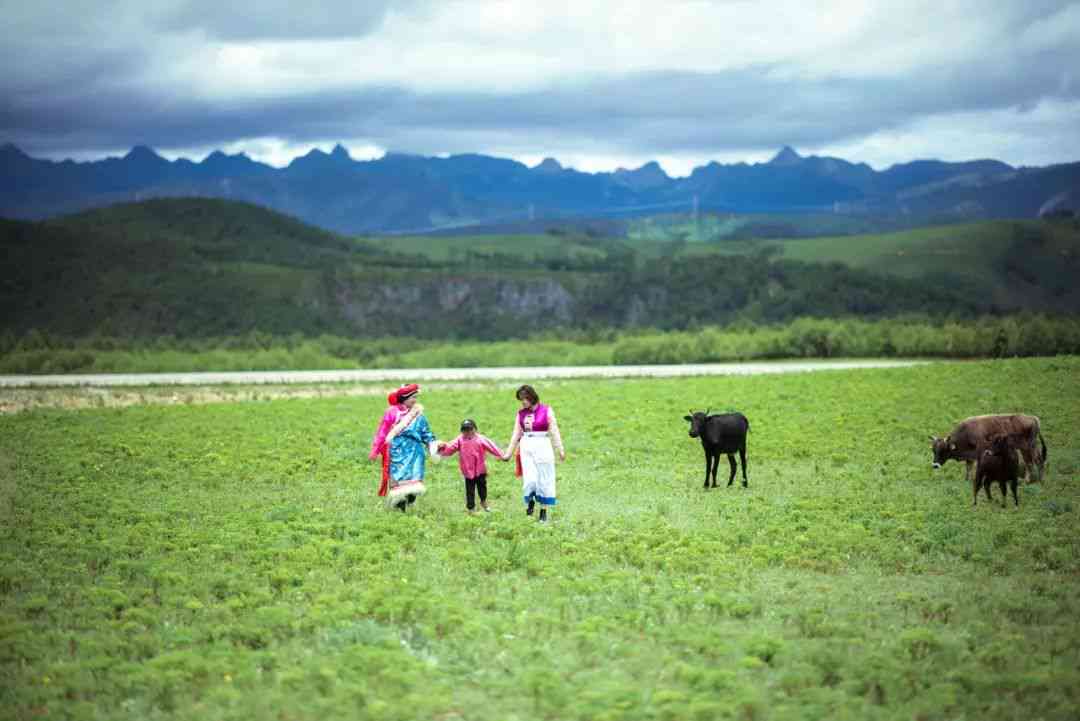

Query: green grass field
[766,223,1017,279]
[2,358,1079,720]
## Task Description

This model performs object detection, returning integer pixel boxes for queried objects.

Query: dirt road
[0,359,929,388]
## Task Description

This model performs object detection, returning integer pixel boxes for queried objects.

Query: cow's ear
[683,415,692,422]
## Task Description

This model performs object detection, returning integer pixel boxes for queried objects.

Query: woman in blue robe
[371,383,439,511]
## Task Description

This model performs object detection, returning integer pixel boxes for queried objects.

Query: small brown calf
[973,434,1021,507]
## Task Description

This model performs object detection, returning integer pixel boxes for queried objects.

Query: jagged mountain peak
[200,149,263,175]
[205,149,253,161]
[125,145,166,162]
[534,157,563,173]
[1,142,28,157]
[769,145,803,166]
[614,160,670,190]
[287,144,358,172]
[619,160,666,174]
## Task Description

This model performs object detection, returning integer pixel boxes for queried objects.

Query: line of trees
[3,315,1078,374]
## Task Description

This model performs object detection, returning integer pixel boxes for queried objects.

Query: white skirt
[521,432,556,506]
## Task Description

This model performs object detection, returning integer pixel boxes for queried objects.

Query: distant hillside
[687,219,1080,313]
[4,199,1080,343]
[2,142,1078,234]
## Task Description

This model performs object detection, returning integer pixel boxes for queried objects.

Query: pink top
[517,403,550,432]
[507,403,564,457]
[439,433,504,478]
[369,404,410,459]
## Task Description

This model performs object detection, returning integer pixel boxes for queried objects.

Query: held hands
[558,449,567,462]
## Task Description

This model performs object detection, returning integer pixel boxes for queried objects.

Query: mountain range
[2,142,1078,234]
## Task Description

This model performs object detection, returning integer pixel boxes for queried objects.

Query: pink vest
[517,403,550,432]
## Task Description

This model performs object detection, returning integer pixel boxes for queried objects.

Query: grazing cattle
[929,414,1047,484]
[683,410,750,489]
[973,434,1021,507]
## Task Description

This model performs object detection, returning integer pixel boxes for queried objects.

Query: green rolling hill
[679,220,1080,312]
[3,199,1079,343]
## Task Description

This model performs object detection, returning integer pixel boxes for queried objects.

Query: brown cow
[929,414,1047,484]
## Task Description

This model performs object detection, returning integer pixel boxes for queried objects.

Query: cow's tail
[1039,432,1048,464]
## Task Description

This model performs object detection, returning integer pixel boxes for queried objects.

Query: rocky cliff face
[332,275,577,335]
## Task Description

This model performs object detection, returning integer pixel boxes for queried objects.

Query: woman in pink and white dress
[502,384,565,524]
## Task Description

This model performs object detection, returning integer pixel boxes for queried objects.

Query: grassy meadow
[675,220,1015,266]
[759,222,1018,278]
[2,357,1079,720]
[683,220,1080,296]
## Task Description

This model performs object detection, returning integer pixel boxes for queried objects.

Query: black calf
[974,435,1021,507]
[683,411,750,488]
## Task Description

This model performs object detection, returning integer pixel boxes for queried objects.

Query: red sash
[378,447,390,496]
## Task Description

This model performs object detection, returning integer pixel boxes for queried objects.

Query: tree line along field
[5,315,1080,375]
[2,357,1078,720]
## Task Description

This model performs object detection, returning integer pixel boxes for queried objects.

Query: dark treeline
[4,315,1080,374]
[579,253,988,329]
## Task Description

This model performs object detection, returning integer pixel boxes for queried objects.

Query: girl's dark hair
[515,384,539,405]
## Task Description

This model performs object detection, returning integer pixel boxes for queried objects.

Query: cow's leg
[1010,477,1019,506]
[1036,433,1047,483]
[726,453,737,487]
[711,452,721,488]
[984,478,994,503]
[997,478,1007,507]
[739,445,748,487]
[1019,445,1036,484]
[703,451,711,489]
[972,473,981,507]
[964,460,973,482]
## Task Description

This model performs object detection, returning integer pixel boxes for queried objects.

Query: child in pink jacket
[438,419,506,513]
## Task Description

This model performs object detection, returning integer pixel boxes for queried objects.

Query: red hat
[388,383,420,405]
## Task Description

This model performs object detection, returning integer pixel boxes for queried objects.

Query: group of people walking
[368,383,566,523]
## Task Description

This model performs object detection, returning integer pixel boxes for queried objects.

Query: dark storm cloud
[157,0,413,40]
[2,0,1079,165]
[9,58,1077,161]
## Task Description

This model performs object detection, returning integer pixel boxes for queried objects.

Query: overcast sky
[4,0,1079,176]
